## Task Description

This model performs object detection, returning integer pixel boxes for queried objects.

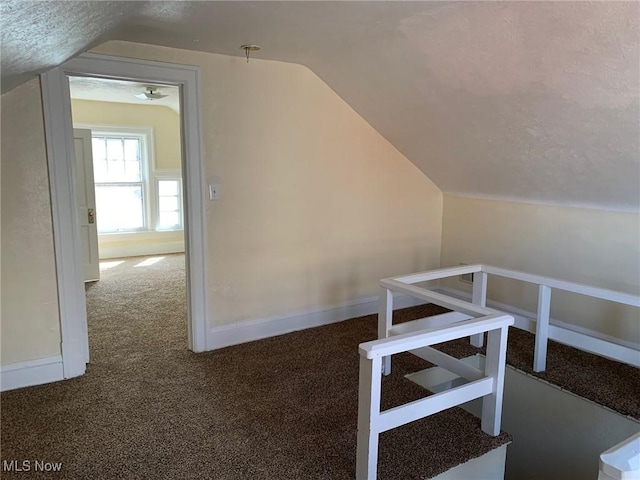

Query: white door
[73,129,100,282]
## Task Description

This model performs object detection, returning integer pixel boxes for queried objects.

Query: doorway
[41,53,209,380]
[67,76,188,360]
[69,76,185,278]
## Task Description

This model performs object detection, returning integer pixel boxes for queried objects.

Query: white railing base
[357,310,513,480]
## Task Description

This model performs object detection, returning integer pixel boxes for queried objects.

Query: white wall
[1,79,62,365]
[0,41,443,369]
[92,41,444,328]
[441,195,640,344]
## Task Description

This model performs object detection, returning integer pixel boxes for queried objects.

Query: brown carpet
[407,321,640,421]
[1,255,510,479]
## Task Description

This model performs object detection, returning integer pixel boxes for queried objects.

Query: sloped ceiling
[2,1,638,211]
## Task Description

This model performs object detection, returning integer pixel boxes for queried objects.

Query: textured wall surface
[1,79,62,365]
[441,195,640,344]
[2,1,638,211]
[91,41,444,328]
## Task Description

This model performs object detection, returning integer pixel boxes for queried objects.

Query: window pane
[106,138,124,161]
[92,138,109,182]
[159,196,179,212]
[108,158,126,181]
[123,139,142,182]
[95,185,144,233]
[93,158,109,183]
[158,180,179,196]
[158,211,180,229]
[123,139,139,161]
[123,159,142,182]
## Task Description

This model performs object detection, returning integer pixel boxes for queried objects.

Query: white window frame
[88,126,153,233]
[75,123,185,235]
[154,173,184,231]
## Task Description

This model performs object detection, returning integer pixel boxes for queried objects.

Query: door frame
[41,53,209,379]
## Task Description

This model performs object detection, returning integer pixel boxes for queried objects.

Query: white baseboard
[1,356,64,392]
[207,293,425,350]
[438,287,640,367]
[98,241,185,260]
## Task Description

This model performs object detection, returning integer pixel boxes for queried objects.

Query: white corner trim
[0,356,64,392]
[438,287,640,367]
[208,293,425,350]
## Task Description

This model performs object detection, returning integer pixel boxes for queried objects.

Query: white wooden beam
[380,279,499,318]
[471,271,488,347]
[481,265,640,307]
[360,314,514,359]
[377,377,494,433]
[481,326,509,436]
[356,356,382,480]
[409,346,485,382]
[378,287,393,376]
[389,312,471,336]
[534,285,552,372]
[389,264,483,285]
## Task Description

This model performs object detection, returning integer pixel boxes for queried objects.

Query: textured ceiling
[2,1,639,211]
[68,77,180,112]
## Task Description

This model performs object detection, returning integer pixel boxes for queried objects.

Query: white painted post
[356,355,382,480]
[470,271,488,347]
[379,287,393,376]
[481,326,509,436]
[534,285,552,372]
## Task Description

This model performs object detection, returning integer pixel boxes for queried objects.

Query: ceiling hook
[240,44,261,63]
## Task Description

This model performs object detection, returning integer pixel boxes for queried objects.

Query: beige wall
[1,79,62,364]
[91,41,443,327]
[441,195,640,344]
[0,39,443,368]
[71,99,181,170]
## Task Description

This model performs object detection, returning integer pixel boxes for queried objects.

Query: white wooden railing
[384,264,640,372]
[356,311,514,480]
[355,266,638,478]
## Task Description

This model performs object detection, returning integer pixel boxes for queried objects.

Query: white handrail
[381,264,640,372]
[360,314,513,359]
[481,265,640,308]
[356,313,514,480]
[385,264,639,307]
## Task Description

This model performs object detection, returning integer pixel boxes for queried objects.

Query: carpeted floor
[1,254,510,479]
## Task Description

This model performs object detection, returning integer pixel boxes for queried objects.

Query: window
[90,127,183,234]
[93,134,147,233]
[157,178,182,230]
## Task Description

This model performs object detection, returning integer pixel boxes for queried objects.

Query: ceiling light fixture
[135,86,168,101]
[240,44,260,63]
